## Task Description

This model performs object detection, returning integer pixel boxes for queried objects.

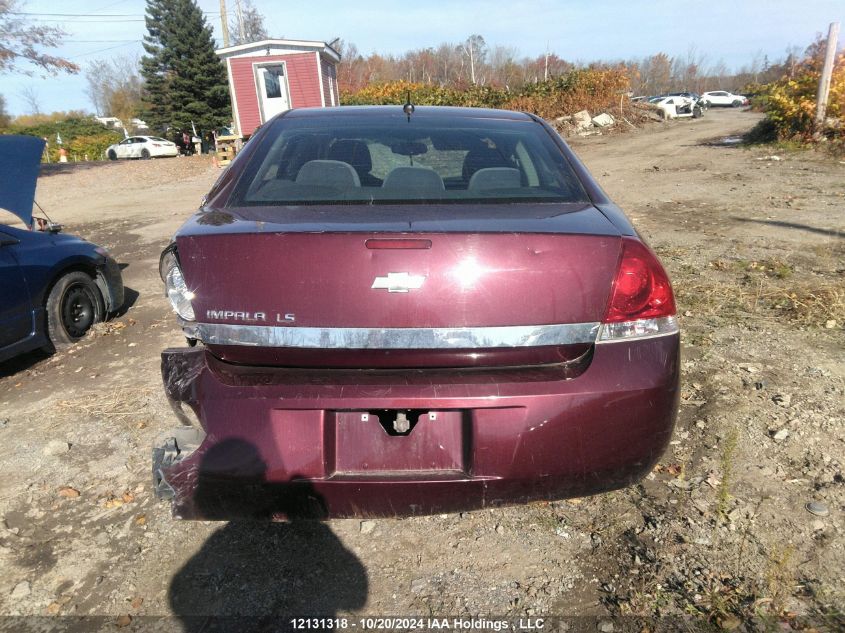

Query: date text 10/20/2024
[290,618,547,631]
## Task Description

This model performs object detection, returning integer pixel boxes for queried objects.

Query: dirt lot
[0,109,842,631]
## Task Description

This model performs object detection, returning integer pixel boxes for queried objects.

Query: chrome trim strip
[182,321,601,349]
[594,316,680,344]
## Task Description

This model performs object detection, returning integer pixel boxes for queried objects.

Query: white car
[106,136,179,160]
[700,91,748,107]
[648,96,703,119]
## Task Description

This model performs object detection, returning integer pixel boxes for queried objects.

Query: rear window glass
[229,112,588,206]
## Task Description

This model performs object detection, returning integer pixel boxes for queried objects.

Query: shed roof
[215,39,340,62]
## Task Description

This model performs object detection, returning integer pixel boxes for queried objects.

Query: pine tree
[140,0,230,134]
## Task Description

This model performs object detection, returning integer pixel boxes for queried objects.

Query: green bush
[754,41,844,141]
[65,133,122,161]
[2,117,123,162]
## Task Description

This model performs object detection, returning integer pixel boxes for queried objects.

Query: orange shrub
[755,41,844,140]
[342,69,631,120]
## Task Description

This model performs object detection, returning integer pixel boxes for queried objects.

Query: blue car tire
[45,271,104,346]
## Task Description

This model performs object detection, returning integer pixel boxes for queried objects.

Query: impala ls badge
[371,272,425,293]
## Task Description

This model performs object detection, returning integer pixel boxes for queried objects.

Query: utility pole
[544,42,549,82]
[814,21,840,128]
[219,0,230,48]
[235,0,246,42]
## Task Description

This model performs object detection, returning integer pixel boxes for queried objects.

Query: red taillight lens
[604,237,676,323]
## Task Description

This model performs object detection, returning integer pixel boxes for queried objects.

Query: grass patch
[763,544,796,617]
[55,387,154,419]
[710,258,794,279]
[676,277,844,327]
[717,429,739,524]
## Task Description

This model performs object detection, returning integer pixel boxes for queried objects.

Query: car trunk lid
[176,203,622,368]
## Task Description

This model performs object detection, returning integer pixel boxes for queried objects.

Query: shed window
[263,66,284,99]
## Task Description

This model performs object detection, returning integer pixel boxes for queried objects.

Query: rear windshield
[229,113,588,206]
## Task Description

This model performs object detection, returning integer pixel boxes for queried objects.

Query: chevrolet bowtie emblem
[371,272,426,293]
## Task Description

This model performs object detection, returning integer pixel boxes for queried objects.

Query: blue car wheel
[46,271,104,346]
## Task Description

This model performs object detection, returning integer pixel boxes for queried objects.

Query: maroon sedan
[155,106,679,520]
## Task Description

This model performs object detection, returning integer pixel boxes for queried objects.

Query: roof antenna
[403,91,414,122]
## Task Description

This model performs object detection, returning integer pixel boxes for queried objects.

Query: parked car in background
[106,136,179,160]
[154,105,680,520]
[648,95,704,119]
[666,92,709,109]
[700,91,748,107]
[0,136,124,363]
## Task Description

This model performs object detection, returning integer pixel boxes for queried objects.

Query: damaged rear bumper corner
[152,426,205,500]
[156,335,680,520]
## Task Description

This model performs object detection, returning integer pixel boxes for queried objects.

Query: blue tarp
[0,135,46,227]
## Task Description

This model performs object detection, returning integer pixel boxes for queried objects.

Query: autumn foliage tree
[0,94,10,127]
[755,37,845,140]
[0,0,79,75]
[343,67,631,121]
[85,56,144,131]
[337,34,796,102]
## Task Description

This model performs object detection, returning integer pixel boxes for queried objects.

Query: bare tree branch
[0,0,80,75]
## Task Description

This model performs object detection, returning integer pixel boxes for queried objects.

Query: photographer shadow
[168,438,368,632]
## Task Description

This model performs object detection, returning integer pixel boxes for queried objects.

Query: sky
[2,0,843,116]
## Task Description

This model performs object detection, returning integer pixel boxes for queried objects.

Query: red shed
[216,39,341,138]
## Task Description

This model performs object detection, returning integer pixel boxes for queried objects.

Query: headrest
[295,160,361,189]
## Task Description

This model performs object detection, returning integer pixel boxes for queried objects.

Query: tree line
[0,0,817,140]
[335,34,805,97]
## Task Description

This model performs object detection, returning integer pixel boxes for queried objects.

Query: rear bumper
[157,335,679,519]
[151,148,179,158]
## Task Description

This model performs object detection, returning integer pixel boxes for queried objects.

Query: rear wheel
[141,148,151,159]
[46,272,104,347]
[108,149,117,160]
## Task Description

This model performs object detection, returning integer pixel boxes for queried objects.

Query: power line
[68,41,143,59]
[20,17,148,23]
[90,0,134,11]
[11,12,145,16]
[65,39,141,43]
[10,11,222,17]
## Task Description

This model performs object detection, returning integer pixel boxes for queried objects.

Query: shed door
[257,64,290,122]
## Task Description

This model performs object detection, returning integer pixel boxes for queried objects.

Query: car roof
[283,105,535,121]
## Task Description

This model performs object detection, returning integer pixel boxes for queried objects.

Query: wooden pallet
[216,135,241,166]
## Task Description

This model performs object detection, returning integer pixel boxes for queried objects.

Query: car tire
[108,150,117,160]
[45,271,104,347]
[141,148,151,159]
[693,106,702,118]
[732,100,742,108]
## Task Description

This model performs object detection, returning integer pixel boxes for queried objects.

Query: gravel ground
[0,110,842,631]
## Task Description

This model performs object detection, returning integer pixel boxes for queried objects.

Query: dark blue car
[0,136,124,364]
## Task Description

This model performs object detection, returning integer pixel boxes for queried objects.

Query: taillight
[160,243,196,321]
[598,237,678,342]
